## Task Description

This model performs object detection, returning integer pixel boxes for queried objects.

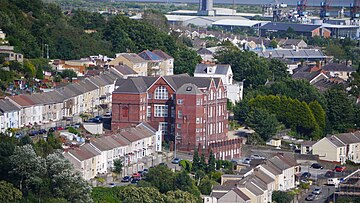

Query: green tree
[61,69,77,81]
[309,100,326,134]
[269,40,278,48]
[199,153,206,172]
[207,151,216,173]
[36,66,44,79]
[23,60,36,78]
[0,181,22,202]
[10,144,46,192]
[113,159,123,175]
[198,176,213,195]
[192,148,200,172]
[165,190,198,203]
[143,165,175,193]
[272,191,293,203]
[326,44,346,61]
[268,58,290,82]
[246,108,279,141]
[142,9,169,33]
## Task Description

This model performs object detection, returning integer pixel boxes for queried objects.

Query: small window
[186,86,192,91]
[178,110,183,118]
[177,124,182,129]
[177,99,183,104]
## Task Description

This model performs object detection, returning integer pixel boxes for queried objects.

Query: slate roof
[260,22,321,32]
[114,75,218,94]
[197,47,214,55]
[278,39,305,46]
[112,65,137,75]
[322,63,356,72]
[67,143,101,161]
[152,49,173,60]
[0,99,20,112]
[118,53,147,63]
[138,50,162,61]
[254,168,274,184]
[254,49,327,59]
[292,70,325,82]
[194,63,231,75]
[176,83,202,95]
[331,133,360,145]
[8,95,35,107]
[327,136,346,147]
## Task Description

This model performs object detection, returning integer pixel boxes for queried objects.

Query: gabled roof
[114,77,149,93]
[67,143,100,161]
[196,47,214,55]
[254,49,327,59]
[292,70,327,82]
[194,63,231,75]
[326,136,346,147]
[0,99,20,112]
[278,39,306,46]
[261,22,321,32]
[138,50,163,61]
[152,49,173,60]
[111,65,137,75]
[331,133,360,145]
[116,53,147,64]
[322,63,356,72]
[254,168,274,184]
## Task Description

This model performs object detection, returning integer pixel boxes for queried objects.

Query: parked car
[301,172,311,179]
[251,154,265,160]
[334,166,346,172]
[131,178,140,184]
[242,158,251,164]
[171,158,181,164]
[29,130,39,136]
[49,127,56,132]
[312,187,322,195]
[15,132,23,139]
[143,168,149,173]
[132,173,141,179]
[39,129,47,134]
[310,163,323,169]
[305,194,316,201]
[56,126,64,130]
[109,183,116,188]
[121,176,132,182]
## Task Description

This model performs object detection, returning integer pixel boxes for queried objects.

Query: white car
[251,154,265,160]
[242,158,251,164]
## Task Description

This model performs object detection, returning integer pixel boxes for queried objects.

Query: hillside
[0,0,200,74]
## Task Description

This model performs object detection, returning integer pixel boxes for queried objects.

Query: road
[299,185,335,203]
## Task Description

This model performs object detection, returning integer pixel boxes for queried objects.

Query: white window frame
[154,105,168,117]
[154,86,168,100]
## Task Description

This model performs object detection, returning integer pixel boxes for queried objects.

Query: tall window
[147,106,151,118]
[155,86,168,100]
[122,107,129,117]
[154,105,168,117]
[159,122,168,136]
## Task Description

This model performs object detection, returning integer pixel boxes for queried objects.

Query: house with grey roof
[322,63,356,80]
[0,99,21,131]
[109,53,148,76]
[152,49,174,76]
[312,131,360,164]
[253,48,331,62]
[277,38,308,49]
[194,63,243,104]
[206,186,251,203]
[110,65,138,79]
[63,143,102,180]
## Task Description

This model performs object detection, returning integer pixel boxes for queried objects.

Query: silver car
[312,187,322,195]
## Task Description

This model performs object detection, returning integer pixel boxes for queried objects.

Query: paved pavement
[299,185,335,203]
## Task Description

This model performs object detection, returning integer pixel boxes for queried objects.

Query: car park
[305,194,316,201]
[310,163,323,169]
[171,158,181,164]
[121,176,132,182]
[312,187,322,195]
[334,166,346,172]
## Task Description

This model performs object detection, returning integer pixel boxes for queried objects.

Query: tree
[198,176,213,195]
[246,108,279,141]
[174,170,200,196]
[0,181,22,202]
[120,185,165,203]
[269,40,278,48]
[309,100,326,134]
[192,148,200,173]
[199,153,206,172]
[23,60,36,78]
[272,191,293,203]
[142,9,169,33]
[113,159,123,175]
[46,152,92,203]
[61,69,77,81]
[36,67,44,79]
[207,151,216,173]
[268,58,290,82]
[10,145,46,192]
[143,165,175,193]
[165,190,199,203]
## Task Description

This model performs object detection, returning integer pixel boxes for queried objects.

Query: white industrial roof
[321,23,359,29]
[212,19,269,27]
[165,15,197,22]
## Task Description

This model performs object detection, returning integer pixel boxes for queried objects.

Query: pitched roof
[261,22,321,32]
[117,53,147,64]
[0,99,20,112]
[292,70,326,82]
[326,136,346,147]
[67,143,100,161]
[233,188,251,201]
[197,47,214,55]
[152,49,173,60]
[278,39,305,46]
[112,65,137,75]
[254,49,327,59]
[176,83,202,95]
[194,63,231,75]
[254,168,274,184]
[331,133,360,145]
[322,63,356,72]
[138,50,162,61]
[8,95,35,107]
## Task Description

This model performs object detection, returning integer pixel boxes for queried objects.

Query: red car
[132,173,141,179]
[334,166,346,172]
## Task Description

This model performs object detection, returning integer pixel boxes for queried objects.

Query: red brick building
[112,74,229,151]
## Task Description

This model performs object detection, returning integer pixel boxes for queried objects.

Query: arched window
[154,86,168,100]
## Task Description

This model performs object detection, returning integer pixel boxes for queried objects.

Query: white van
[327,178,340,187]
